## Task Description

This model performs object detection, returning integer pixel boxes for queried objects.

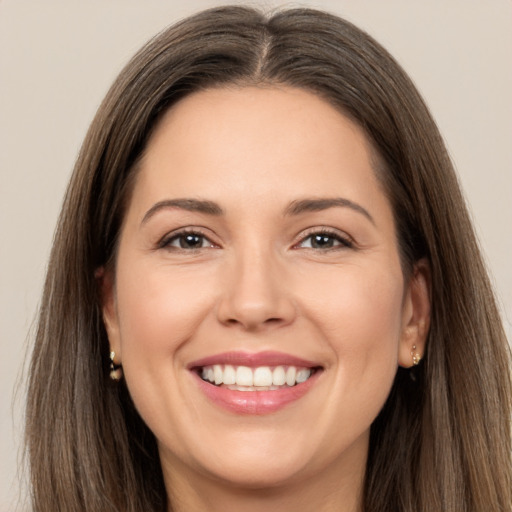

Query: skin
[102,86,430,512]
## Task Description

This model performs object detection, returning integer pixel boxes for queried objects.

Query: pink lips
[189,351,322,415]
[189,350,318,369]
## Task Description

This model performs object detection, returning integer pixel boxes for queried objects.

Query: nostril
[223,315,288,330]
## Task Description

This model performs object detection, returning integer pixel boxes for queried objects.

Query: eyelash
[159,228,353,252]
[294,229,354,251]
[158,229,216,251]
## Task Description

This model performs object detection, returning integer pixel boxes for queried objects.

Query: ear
[95,266,122,363]
[398,259,431,368]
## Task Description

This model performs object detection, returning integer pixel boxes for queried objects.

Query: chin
[203,455,308,490]
[159,429,315,491]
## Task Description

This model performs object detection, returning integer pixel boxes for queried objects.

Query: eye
[160,231,215,250]
[297,230,353,250]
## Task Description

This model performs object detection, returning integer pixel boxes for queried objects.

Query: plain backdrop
[1,0,511,509]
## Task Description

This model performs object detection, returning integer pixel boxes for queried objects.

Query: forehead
[129,85,390,220]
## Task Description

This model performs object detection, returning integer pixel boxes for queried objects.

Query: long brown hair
[26,6,511,511]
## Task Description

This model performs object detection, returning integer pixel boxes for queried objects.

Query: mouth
[189,351,323,414]
[197,364,320,391]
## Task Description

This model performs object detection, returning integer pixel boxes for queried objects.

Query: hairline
[106,80,412,280]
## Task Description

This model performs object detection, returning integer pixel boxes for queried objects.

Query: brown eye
[310,234,336,249]
[178,234,205,249]
[298,231,352,250]
[162,232,214,250]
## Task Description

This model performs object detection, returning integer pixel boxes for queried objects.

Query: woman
[25,6,511,512]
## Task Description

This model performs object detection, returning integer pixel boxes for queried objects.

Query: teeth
[200,364,313,388]
[286,366,296,386]
[214,365,223,385]
[228,385,283,391]
[236,366,253,386]
[223,364,236,385]
[272,366,286,386]
[296,369,311,383]
[253,367,273,386]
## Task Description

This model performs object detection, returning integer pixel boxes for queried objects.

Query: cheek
[299,261,404,372]
[115,260,217,370]
[113,259,222,433]
[306,263,405,437]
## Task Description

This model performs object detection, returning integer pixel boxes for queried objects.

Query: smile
[200,364,314,390]
[189,351,323,414]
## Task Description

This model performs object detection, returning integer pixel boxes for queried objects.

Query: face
[102,86,429,497]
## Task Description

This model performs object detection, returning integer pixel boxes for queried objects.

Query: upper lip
[188,350,321,370]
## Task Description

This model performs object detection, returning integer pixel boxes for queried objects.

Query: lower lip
[193,371,321,415]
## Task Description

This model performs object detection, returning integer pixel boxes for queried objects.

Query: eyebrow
[141,198,224,224]
[141,196,374,225]
[284,198,375,225]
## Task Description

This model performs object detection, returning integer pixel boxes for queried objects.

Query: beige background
[1,0,511,509]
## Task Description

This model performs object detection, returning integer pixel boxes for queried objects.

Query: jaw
[160,422,369,512]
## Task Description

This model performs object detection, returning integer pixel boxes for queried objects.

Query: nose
[216,247,296,332]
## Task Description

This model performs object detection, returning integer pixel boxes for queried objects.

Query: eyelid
[156,225,354,251]
[293,226,355,250]
[158,227,219,250]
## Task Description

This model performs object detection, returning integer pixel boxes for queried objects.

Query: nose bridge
[217,238,295,330]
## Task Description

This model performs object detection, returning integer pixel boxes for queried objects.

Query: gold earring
[109,351,123,381]
[411,345,421,366]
